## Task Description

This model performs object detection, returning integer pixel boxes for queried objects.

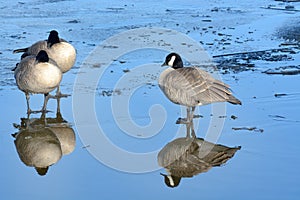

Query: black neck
[173,59,183,69]
[47,31,60,47]
[36,51,49,63]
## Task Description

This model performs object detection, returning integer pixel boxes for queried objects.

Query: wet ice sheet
[1,0,300,199]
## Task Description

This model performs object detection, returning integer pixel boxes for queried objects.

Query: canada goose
[14,50,62,114]
[29,110,76,155]
[12,109,75,175]
[158,123,241,187]
[12,127,62,176]
[159,52,241,123]
[13,30,76,97]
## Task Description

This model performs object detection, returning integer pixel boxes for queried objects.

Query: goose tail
[228,95,242,105]
[13,48,29,54]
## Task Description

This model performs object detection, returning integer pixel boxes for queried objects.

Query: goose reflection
[12,108,75,176]
[158,122,241,187]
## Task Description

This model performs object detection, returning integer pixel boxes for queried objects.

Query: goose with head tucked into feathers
[14,50,62,114]
[13,30,76,97]
[159,52,241,124]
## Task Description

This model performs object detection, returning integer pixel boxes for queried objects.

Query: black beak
[160,173,167,176]
[161,62,167,67]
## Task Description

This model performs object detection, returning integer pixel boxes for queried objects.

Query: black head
[162,52,183,69]
[35,166,49,176]
[36,50,49,63]
[47,30,60,47]
[160,173,181,188]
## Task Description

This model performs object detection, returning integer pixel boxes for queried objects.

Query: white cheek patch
[168,55,176,66]
[167,175,175,186]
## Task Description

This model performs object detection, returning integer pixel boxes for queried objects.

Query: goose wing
[196,139,241,167]
[13,40,48,56]
[167,154,212,177]
[165,138,241,177]
[164,67,241,106]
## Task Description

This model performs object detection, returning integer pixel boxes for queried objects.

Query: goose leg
[185,108,197,138]
[187,107,193,123]
[190,119,196,138]
[40,110,46,120]
[188,107,197,138]
[42,93,50,113]
[56,109,64,123]
[25,93,31,115]
[186,121,191,137]
[191,107,196,121]
[53,85,70,98]
[56,95,61,114]
[40,110,48,126]
[176,107,191,124]
[185,119,197,138]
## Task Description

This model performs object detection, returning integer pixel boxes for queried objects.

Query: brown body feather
[159,66,241,107]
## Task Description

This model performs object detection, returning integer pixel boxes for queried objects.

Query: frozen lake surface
[1,0,300,199]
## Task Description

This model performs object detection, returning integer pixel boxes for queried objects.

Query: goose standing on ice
[13,30,76,97]
[14,50,62,114]
[159,52,241,123]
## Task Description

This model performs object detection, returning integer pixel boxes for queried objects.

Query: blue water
[1,0,300,199]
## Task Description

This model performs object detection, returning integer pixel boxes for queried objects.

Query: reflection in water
[12,108,75,176]
[158,122,241,188]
